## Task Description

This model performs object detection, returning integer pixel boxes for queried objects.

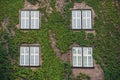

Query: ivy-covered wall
[0,0,120,80]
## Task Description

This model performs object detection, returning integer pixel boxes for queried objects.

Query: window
[20,46,40,66]
[72,10,92,29]
[72,47,93,67]
[72,10,81,29]
[20,10,40,29]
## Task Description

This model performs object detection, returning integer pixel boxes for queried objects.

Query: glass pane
[35,47,39,54]
[72,11,76,17]
[35,56,39,66]
[73,56,77,66]
[82,19,86,29]
[31,11,34,17]
[35,19,39,29]
[20,55,24,65]
[35,11,39,17]
[21,11,30,29]
[25,55,29,65]
[77,11,81,17]
[78,56,82,66]
[72,48,76,54]
[87,19,91,29]
[72,19,76,29]
[77,19,81,29]
[26,11,29,17]
[83,48,88,55]
[82,11,86,17]
[30,55,34,65]
[21,19,25,28]
[30,47,34,54]
[87,11,91,17]
[21,13,25,29]
[25,47,29,54]
[83,56,87,67]
[31,19,35,28]
[31,11,39,29]
[20,47,24,54]
[88,48,92,54]
[78,48,82,54]
[31,11,35,29]
[88,56,93,67]
[26,19,29,29]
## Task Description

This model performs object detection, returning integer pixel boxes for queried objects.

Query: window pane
[73,56,77,66]
[30,47,34,54]
[35,47,39,54]
[82,11,86,17]
[20,47,29,66]
[72,48,76,54]
[83,56,87,67]
[25,55,29,65]
[30,47,39,66]
[78,56,82,66]
[21,12,25,17]
[72,11,76,17]
[30,55,34,66]
[31,11,39,29]
[83,47,93,67]
[26,11,29,17]
[82,18,86,29]
[78,48,82,54]
[20,47,24,53]
[77,19,81,29]
[20,55,24,65]
[21,11,29,29]
[72,10,81,29]
[88,48,92,54]
[87,19,91,28]
[77,11,81,17]
[82,10,92,29]
[25,47,29,54]
[35,19,39,29]
[35,12,39,17]
[87,11,91,17]
[83,47,88,55]
[72,19,76,29]
[88,56,93,67]
[35,55,39,66]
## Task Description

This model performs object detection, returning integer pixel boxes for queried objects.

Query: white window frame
[72,10,81,29]
[72,10,92,29]
[20,10,40,29]
[72,47,82,67]
[30,47,39,66]
[20,46,40,66]
[83,47,93,67]
[82,10,92,29]
[21,11,30,29]
[72,47,93,68]
[30,11,40,29]
[20,47,29,66]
